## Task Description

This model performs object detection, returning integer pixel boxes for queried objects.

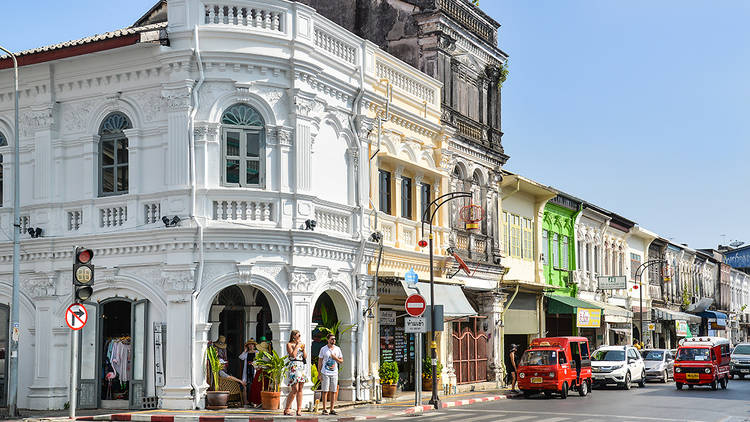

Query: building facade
[574,205,634,348]
[0,0,456,410]
[498,172,555,380]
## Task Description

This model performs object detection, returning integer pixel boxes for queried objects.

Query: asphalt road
[380,378,750,422]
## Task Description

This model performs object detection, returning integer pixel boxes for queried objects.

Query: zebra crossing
[382,408,707,422]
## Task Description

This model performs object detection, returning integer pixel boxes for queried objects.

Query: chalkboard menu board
[380,325,395,362]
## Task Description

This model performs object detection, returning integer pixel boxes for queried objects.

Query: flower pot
[422,377,441,392]
[205,391,229,410]
[260,391,280,410]
[382,383,397,398]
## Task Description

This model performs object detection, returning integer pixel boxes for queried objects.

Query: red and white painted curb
[70,394,508,422]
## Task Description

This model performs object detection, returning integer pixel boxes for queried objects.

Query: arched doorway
[78,297,149,410]
[312,292,338,361]
[209,285,274,379]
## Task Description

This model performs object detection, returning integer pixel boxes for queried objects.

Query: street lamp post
[0,44,20,418]
[420,191,472,409]
[634,259,666,346]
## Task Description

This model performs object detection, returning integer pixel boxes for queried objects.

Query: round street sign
[65,303,88,331]
[405,294,427,317]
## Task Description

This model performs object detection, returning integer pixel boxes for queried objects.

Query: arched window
[221,103,265,187]
[98,112,132,196]
[0,131,5,207]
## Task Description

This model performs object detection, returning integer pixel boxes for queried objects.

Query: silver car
[642,349,674,382]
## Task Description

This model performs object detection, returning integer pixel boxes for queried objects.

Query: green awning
[546,294,603,315]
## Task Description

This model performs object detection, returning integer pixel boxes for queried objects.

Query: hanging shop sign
[576,308,602,328]
[153,323,166,387]
[597,276,627,290]
[675,320,689,337]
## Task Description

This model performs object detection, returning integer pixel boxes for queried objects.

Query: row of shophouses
[0,0,748,412]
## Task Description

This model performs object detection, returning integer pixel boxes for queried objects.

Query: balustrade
[204,3,284,32]
[212,199,274,222]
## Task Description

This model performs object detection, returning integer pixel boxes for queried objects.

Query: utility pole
[0,44,20,418]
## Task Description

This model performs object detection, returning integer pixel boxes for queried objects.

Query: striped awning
[652,307,701,324]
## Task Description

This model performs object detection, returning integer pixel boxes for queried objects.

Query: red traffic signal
[73,247,95,302]
[76,247,93,264]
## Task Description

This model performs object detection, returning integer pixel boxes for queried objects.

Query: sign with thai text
[597,276,627,290]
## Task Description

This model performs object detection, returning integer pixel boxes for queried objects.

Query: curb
[42,394,509,422]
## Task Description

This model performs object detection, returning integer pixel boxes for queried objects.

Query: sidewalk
[23,389,517,422]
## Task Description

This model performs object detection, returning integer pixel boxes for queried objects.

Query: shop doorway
[312,292,338,362]
[503,334,529,383]
[452,317,488,384]
[0,304,8,407]
[77,298,149,410]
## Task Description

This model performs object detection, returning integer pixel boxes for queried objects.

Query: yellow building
[498,171,557,380]
[361,44,469,392]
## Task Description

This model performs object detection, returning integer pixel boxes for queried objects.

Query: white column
[26,290,63,409]
[244,305,263,341]
[208,304,225,342]
[161,268,195,409]
[162,84,192,188]
[123,128,142,195]
[193,322,213,409]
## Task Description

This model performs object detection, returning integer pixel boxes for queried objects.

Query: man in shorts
[318,333,343,415]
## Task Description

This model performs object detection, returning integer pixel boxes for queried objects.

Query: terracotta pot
[422,377,440,392]
[205,391,229,410]
[261,391,280,410]
[382,383,397,398]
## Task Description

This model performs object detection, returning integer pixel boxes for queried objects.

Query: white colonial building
[0,0,444,410]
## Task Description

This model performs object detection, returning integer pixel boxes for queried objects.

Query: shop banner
[577,308,602,328]
[675,320,689,337]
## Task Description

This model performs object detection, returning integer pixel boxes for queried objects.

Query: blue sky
[0,1,748,249]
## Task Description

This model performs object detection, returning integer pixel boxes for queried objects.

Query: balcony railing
[204,3,285,33]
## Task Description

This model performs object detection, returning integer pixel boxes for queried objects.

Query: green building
[541,193,588,336]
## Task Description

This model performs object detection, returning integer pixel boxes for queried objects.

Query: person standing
[283,330,308,416]
[507,344,518,392]
[239,339,257,406]
[318,333,343,415]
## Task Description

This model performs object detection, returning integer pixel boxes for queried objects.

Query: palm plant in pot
[422,356,443,392]
[206,345,229,409]
[379,361,399,398]
[253,348,286,410]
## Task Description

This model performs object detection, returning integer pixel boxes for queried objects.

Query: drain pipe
[348,58,366,401]
[188,25,206,409]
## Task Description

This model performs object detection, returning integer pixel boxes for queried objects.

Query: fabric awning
[697,310,728,320]
[652,307,702,324]
[581,298,632,319]
[610,328,631,335]
[400,281,477,318]
[546,294,602,315]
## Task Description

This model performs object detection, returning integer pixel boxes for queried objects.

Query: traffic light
[73,247,95,302]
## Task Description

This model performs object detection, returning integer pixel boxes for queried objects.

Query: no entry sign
[66,303,88,330]
[405,294,427,317]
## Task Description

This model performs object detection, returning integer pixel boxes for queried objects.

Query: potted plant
[205,344,229,409]
[379,361,399,398]
[311,364,322,403]
[253,348,286,410]
[422,356,443,392]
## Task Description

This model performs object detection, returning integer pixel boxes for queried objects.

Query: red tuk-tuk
[674,336,730,390]
[517,336,593,399]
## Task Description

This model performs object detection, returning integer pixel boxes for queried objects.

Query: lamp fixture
[27,227,42,238]
[162,216,181,227]
[304,219,317,231]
